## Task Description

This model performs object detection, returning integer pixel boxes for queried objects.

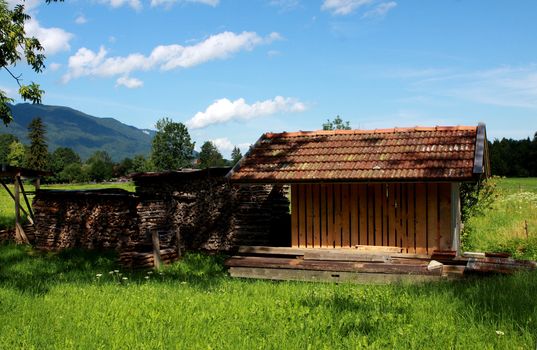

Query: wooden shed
[228,124,489,256]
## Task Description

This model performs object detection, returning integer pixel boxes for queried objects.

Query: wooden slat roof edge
[264,125,477,139]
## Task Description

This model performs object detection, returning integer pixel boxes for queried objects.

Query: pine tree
[231,146,243,165]
[26,117,48,170]
[198,141,225,168]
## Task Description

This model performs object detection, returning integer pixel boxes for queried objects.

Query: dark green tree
[49,147,81,182]
[231,146,243,165]
[322,115,351,130]
[0,133,19,164]
[58,162,88,183]
[26,117,48,170]
[86,150,114,182]
[131,154,154,173]
[151,118,194,171]
[198,141,226,168]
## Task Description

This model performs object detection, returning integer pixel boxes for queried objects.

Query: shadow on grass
[0,243,227,296]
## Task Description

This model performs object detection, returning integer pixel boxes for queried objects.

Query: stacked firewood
[33,190,138,251]
[119,248,178,269]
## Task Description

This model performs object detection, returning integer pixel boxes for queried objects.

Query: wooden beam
[152,230,162,269]
[451,183,462,255]
[0,179,32,219]
[17,176,34,224]
[14,176,29,244]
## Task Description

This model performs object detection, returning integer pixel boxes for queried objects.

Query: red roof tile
[228,125,488,183]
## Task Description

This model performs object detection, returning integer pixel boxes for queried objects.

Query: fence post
[152,230,162,270]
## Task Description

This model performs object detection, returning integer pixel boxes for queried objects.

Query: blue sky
[2,0,537,157]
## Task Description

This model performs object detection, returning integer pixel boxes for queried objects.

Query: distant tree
[7,141,26,167]
[0,134,19,164]
[25,117,48,170]
[131,154,154,173]
[198,141,226,168]
[322,115,351,130]
[59,162,89,183]
[231,146,243,165]
[86,150,114,182]
[489,133,537,177]
[113,157,133,177]
[50,147,81,175]
[151,118,194,171]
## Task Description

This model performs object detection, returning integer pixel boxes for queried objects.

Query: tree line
[489,133,537,177]
[0,117,244,183]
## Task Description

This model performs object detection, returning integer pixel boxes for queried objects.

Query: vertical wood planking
[312,184,320,248]
[326,184,334,248]
[415,183,427,254]
[400,184,408,251]
[407,183,416,254]
[374,184,382,246]
[427,183,439,254]
[350,184,359,247]
[334,184,342,247]
[298,184,306,248]
[367,185,375,246]
[291,185,299,247]
[438,183,452,251]
[320,184,327,248]
[381,184,387,246]
[387,184,394,247]
[341,184,350,247]
[359,185,368,246]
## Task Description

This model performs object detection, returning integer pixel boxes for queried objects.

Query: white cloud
[150,0,219,8]
[363,1,397,18]
[99,0,142,11]
[187,96,307,129]
[62,31,279,83]
[321,0,373,15]
[210,137,234,153]
[116,76,143,88]
[75,15,88,25]
[49,63,61,71]
[25,17,73,55]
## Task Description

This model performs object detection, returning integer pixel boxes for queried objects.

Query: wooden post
[451,183,461,255]
[14,175,29,244]
[175,227,182,259]
[17,176,34,224]
[152,230,162,269]
[525,220,528,239]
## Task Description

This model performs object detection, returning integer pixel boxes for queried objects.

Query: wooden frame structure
[0,164,50,243]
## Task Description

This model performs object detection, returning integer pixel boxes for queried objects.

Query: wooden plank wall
[291,183,453,254]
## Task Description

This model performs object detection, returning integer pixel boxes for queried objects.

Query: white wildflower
[495,330,505,336]
[114,270,119,273]
[122,277,128,280]
[144,276,150,280]
[96,273,102,277]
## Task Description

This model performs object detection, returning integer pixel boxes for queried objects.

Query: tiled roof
[228,125,488,183]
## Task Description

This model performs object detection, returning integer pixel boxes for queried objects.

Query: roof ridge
[264,125,477,139]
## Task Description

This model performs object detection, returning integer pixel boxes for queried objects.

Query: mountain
[1,103,155,161]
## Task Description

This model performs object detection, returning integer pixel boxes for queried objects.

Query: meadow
[0,178,536,349]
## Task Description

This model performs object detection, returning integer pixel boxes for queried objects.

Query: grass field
[0,178,536,348]
[463,178,537,260]
[0,245,536,349]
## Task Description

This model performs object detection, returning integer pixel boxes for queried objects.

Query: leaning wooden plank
[228,267,445,284]
[291,185,299,248]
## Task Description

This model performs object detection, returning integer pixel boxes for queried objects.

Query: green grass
[0,243,536,349]
[464,178,537,260]
[0,182,135,229]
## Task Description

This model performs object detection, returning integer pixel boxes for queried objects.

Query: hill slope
[1,104,154,161]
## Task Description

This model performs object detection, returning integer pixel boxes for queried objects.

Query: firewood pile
[33,190,139,251]
[119,248,178,269]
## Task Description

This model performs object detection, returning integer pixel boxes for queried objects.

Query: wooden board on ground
[228,267,445,284]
